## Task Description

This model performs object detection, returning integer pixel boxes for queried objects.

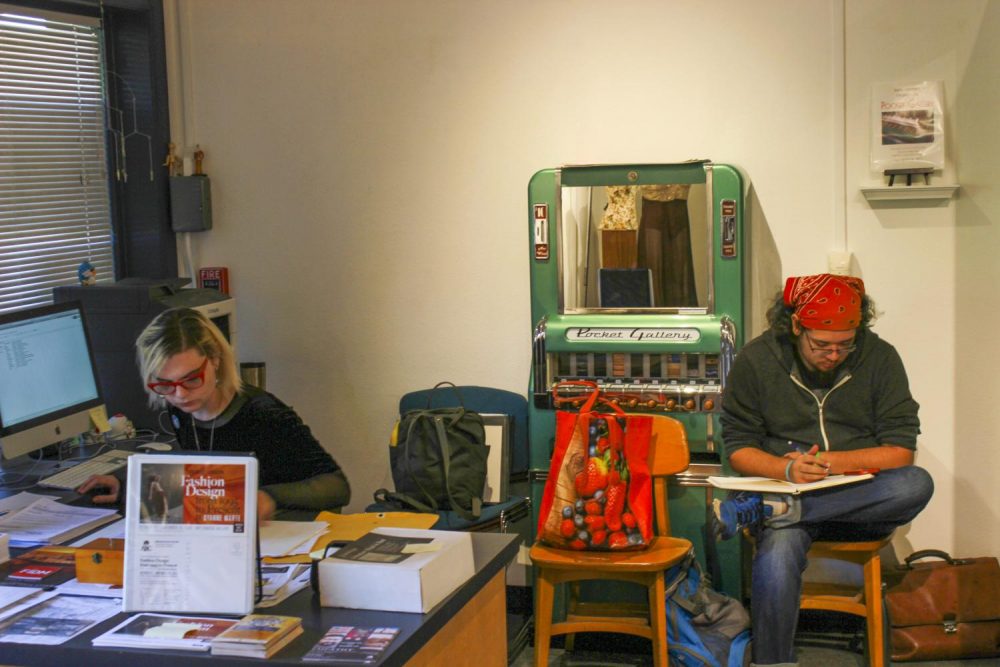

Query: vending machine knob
[703,399,715,411]
[610,398,620,406]
[626,398,638,408]
[683,399,696,410]
[665,399,677,410]
[645,400,658,409]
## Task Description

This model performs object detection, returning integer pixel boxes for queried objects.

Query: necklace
[192,417,217,451]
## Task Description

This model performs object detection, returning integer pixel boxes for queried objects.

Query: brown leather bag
[884,549,1000,661]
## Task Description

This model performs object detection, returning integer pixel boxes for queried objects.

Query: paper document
[0,587,57,623]
[707,473,874,495]
[264,511,439,565]
[259,521,327,557]
[0,497,119,547]
[0,492,57,516]
[0,594,120,645]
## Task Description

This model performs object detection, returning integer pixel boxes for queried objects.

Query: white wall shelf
[861,185,959,202]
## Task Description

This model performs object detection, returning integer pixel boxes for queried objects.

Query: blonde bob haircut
[136,307,242,408]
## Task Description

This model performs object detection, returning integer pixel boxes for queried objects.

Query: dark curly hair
[765,290,877,337]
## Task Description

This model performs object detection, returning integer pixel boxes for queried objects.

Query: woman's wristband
[784,459,795,482]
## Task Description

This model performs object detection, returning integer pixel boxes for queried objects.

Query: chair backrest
[648,415,690,537]
[399,385,529,474]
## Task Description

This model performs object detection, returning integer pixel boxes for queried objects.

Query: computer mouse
[137,442,173,452]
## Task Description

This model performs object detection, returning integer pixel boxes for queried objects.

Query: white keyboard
[37,450,135,490]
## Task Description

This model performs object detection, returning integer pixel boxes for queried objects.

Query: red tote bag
[536,382,654,551]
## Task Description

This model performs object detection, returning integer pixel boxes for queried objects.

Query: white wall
[163,0,997,558]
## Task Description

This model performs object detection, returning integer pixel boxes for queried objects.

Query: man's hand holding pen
[784,442,830,483]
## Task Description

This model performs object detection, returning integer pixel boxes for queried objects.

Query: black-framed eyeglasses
[803,332,857,357]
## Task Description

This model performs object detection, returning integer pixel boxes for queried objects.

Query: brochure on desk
[122,454,258,615]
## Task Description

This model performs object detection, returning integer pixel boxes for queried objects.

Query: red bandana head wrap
[783,274,866,331]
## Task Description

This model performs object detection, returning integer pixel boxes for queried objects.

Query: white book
[708,473,874,495]
[122,454,258,615]
[316,528,474,613]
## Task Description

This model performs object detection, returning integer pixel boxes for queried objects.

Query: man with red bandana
[717,273,933,667]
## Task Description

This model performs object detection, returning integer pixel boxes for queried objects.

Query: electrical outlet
[828,251,853,275]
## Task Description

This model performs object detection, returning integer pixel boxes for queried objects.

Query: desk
[0,528,518,666]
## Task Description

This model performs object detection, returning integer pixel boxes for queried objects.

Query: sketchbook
[122,453,258,615]
[707,473,874,495]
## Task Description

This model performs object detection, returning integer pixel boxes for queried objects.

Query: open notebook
[707,473,874,495]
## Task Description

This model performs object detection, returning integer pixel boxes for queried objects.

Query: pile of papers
[210,614,303,659]
[0,594,120,645]
[0,495,119,548]
[257,562,311,608]
[92,613,238,651]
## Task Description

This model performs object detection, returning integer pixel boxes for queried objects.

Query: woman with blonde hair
[79,308,350,519]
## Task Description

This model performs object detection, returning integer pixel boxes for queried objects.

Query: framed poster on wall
[870,80,945,173]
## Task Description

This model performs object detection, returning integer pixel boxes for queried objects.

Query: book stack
[210,614,303,659]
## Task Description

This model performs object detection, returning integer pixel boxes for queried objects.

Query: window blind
[0,7,114,314]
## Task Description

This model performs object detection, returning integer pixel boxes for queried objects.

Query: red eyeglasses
[147,358,209,395]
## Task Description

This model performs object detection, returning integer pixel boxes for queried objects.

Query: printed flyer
[870,80,945,173]
[122,454,258,615]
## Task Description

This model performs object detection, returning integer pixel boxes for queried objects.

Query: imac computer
[0,301,105,460]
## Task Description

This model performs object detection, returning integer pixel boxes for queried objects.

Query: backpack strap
[434,415,482,521]
[401,413,441,512]
[372,487,437,514]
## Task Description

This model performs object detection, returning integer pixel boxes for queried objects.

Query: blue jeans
[749,466,934,666]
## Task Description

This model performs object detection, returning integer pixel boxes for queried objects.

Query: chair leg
[648,573,668,667]
[534,574,555,667]
[563,582,579,652]
[864,554,884,667]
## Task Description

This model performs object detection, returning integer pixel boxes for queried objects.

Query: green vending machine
[527,161,747,597]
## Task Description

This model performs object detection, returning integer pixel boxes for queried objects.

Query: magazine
[92,612,239,650]
[870,80,945,173]
[0,546,78,588]
[122,454,258,615]
[302,625,400,664]
[0,594,120,645]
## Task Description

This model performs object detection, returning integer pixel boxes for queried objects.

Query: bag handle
[903,549,977,568]
[553,380,598,410]
[425,381,467,411]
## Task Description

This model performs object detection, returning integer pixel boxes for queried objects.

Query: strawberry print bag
[536,382,654,551]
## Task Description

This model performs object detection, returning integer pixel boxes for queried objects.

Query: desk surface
[1,519,519,666]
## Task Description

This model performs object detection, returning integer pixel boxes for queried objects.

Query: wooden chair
[742,531,892,667]
[800,537,892,667]
[529,415,693,667]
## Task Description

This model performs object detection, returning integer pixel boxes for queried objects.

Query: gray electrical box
[169,175,213,232]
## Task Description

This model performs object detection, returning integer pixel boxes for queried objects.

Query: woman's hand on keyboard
[77,475,120,504]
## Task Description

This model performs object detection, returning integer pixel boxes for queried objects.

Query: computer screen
[0,301,104,459]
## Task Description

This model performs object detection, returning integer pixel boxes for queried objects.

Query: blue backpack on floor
[665,551,752,667]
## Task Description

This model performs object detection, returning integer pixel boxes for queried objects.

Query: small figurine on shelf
[193,145,205,175]
[78,261,97,286]
[163,142,180,177]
